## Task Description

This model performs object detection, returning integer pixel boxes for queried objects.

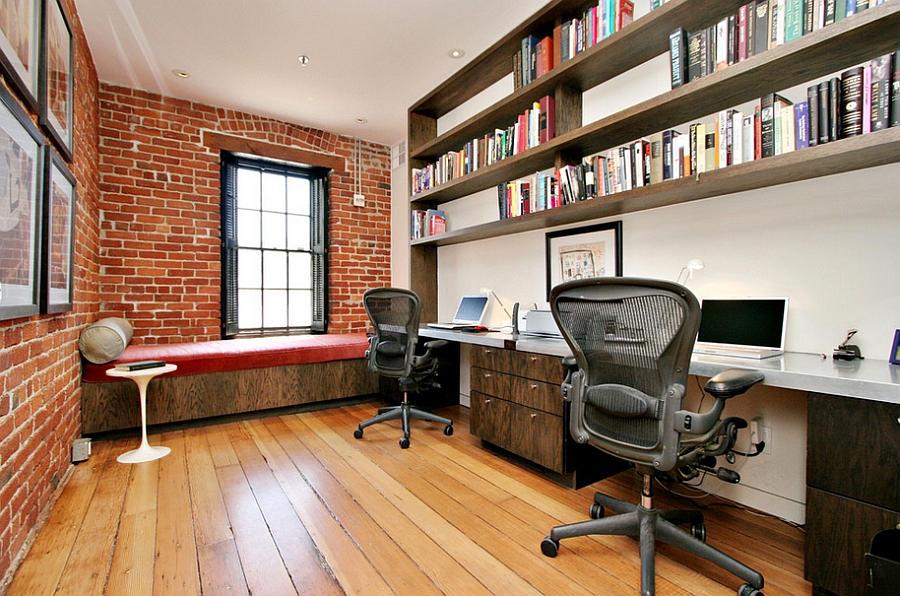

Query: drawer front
[808,393,900,510]
[471,346,565,384]
[470,391,511,447]
[509,404,564,472]
[471,367,562,415]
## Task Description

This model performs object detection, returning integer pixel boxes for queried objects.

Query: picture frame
[0,0,42,111]
[0,83,45,321]
[890,330,900,365]
[40,0,73,161]
[41,147,75,313]
[545,221,622,300]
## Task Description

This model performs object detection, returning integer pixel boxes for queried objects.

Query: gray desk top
[421,327,900,405]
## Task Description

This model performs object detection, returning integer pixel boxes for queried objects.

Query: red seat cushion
[81,334,370,382]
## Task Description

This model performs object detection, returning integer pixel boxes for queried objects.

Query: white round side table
[106,363,177,463]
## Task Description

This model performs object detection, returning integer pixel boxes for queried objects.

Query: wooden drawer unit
[469,345,625,487]
[805,392,900,596]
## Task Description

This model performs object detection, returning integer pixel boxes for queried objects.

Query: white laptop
[693,297,788,359]
[426,295,489,330]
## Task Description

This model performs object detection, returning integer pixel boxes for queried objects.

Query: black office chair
[353,287,453,449]
[540,278,766,596]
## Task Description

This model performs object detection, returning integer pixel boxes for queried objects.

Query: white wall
[392,13,900,523]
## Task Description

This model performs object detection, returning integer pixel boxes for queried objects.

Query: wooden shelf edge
[411,128,900,247]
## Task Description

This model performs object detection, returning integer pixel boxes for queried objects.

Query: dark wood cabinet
[805,392,900,596]
[469,345,626,488]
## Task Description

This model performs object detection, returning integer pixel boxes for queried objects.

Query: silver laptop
[426,295,489,329]
[693,297,788,359]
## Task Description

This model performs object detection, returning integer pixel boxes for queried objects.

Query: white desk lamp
[676,259,705,285]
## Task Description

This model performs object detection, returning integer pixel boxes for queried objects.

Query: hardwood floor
[5,402,811,596]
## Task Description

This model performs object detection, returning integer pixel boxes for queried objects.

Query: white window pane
[261,212,286,249]
[262,172,286,212]
[238,248,262,288]
[289,252,311,290]
[237,208,261,248]
[289,290,312,327]
[238,289,262,329]
[263,290,287,328]
[263,250,287,288]
[286,214,310,250]
[237,168,260,209]
[287,176,310,215]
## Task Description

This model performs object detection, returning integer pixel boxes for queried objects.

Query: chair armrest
[423,340,447,351]
[704,369,765,399]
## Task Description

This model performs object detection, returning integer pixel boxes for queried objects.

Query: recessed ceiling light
[448,48,465,59]
[172,69,189,78]
[356,118,368,124]
[298,55,310,66]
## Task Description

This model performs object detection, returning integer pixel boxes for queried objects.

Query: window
[221,153,328,337]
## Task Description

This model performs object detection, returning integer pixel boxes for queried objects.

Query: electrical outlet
[353,194,365,207]
[750,416,763,444]
[761,425,773,455]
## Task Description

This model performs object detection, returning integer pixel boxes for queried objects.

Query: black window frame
[221,152,329,338]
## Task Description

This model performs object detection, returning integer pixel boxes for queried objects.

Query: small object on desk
[833,328,864,361]
[459,325,488,333]
[106,363,177,463]
[114,359,166,371]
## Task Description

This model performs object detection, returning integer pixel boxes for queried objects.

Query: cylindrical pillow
[78,318,134,364]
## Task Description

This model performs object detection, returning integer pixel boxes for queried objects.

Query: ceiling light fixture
[172,69,189,78]
[298,55,310,66]
[448,48,465,59]
[356,118,368,124]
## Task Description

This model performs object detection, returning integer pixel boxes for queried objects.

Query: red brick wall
[0,0,101,584]
[97,85,391,342]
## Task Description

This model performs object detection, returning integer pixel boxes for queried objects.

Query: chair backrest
[550,277,700,472]
[363,287,421,378]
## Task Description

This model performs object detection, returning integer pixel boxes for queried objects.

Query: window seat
[81,333,378,434]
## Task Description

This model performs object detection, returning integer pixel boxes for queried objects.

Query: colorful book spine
[795,101,810,150]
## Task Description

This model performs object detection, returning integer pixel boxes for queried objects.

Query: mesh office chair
[353,287,453,449]
[540,278,766,596]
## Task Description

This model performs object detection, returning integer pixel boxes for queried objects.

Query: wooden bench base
[82,358,378,434]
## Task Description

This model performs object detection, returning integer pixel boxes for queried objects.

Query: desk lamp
[676,259,705,285]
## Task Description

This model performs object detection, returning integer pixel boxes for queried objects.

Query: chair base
[541,481,765,596]
[354,399,453,449]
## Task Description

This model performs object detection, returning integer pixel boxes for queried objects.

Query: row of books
[669,0,892,89]
[411,95,555,196]
[493,54,900,219]
[410,209,446,240]
[513,0,634,90]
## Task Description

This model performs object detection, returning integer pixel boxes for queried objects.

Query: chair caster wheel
[399,437,410,449]
[540,536,559,558]
[353,428,363,439]
[590,503,604,519]
[691,522,707,542]
[738,583,764,596]
[443,425,454,436]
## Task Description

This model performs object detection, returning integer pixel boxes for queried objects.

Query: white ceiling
[74,0,550,147]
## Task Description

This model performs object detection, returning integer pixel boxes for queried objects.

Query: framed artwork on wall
[41,147,74,313]
[40,0,72,161]
[0,83,45,321]
[0,0,42,111]
[545,221,622,300]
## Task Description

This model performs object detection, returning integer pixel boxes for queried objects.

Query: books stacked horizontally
[411,96,555,196]
[410,209,446,240]
[669,0,889,90]
[114,360,166,371]
[514,0,634,90]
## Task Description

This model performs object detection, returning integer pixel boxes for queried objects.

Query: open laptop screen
[452,295,489,324]
[696,297,788,357]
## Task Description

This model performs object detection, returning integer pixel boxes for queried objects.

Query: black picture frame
[39,0,72,161]
[890,330,900,366]
[41,147,75,313]
[0,83,45,321]
[545,221,622,300]
[0,0,42,111]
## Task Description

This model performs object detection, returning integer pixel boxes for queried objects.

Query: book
[538,95,556,142]
[732,110,744,165]
[817,80,831,143]
[425,209,446,236]
[115,360,167,372]
[687,30,703,82]
[705,128,718,170]
[716,18,729,71]
[669,29,688,88]
[696,123,708,173]
[892,50,900,128]
[869,53,892,132]
[746,1,758,57]
[649,132,664,184]
[840,66,864,138]
[785,0,803,42]
[760,92,792,157]
[662,129,679,180]
[781,103,796,152]
[753,1,770,56]
[742,114,755,161]
[795,100,810,150]
[803,0,815,35]
[807,84,819,146]
[829,77,841,141]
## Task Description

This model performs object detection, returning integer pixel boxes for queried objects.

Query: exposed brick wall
[0,0,101,585]
[97,85,391,343]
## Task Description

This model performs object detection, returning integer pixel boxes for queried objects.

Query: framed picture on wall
[0,83,45,321]
[0,0,42,111]
[545,221,622,300]
[40,0,73,161]
[41,147,75,313]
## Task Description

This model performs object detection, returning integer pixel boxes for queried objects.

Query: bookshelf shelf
[408,0,900,322]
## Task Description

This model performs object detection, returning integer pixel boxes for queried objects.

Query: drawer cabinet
[805,392,900,596]
[469,345,626,488]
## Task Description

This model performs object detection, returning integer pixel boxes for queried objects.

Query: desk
[106,364,177,463]
[423,327,900,596]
